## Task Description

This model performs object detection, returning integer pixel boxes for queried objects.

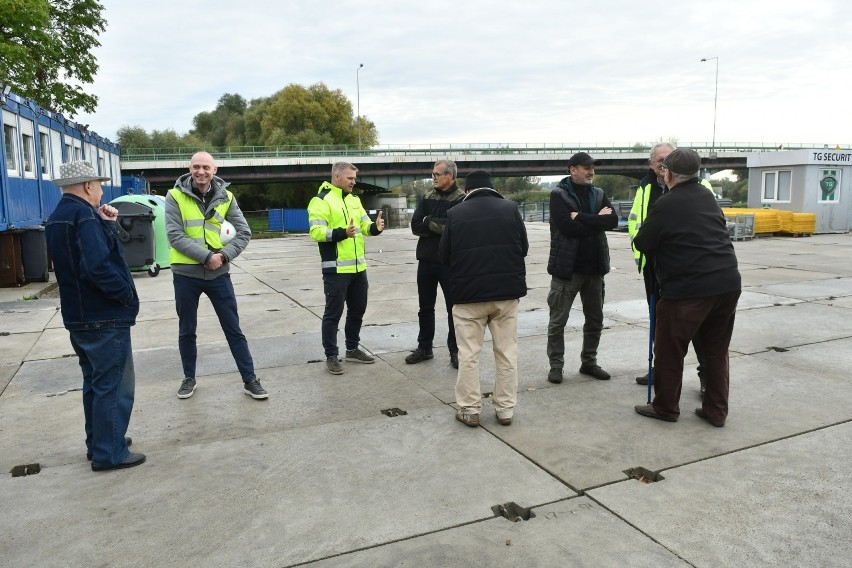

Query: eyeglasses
[431,171,449,178]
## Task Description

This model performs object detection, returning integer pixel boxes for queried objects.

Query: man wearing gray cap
[632,148,741,427]
[45,161,145,471]
[546,152,618,384]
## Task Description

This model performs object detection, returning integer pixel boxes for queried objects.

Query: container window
[4,122,19,175]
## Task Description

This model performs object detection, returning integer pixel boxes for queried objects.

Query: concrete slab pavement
[1,224,851,567]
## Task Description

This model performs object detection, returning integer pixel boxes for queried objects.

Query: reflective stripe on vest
[321,257,365,269]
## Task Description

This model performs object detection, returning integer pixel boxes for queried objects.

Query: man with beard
[546,152,618,384]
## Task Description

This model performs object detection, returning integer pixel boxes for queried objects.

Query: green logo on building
[820,170,838,201]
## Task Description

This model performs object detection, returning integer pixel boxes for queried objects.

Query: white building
[747,149,851,233]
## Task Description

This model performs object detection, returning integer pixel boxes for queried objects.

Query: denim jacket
[45,193,139,330]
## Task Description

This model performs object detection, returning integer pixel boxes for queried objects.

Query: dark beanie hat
[567,152,600,168]
[663,148,701,176]
[464,170,493,190]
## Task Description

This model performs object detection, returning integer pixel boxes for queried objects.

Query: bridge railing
[121,142,838,162]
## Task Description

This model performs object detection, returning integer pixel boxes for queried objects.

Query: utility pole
[356,63,364,148]
[700,57,719,155]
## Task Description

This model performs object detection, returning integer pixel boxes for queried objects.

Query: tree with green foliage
[0,0,106,116]
[192,93,247,147]
[115,126,151,151]
[116,125,205,154]
[118,82,377,154]
[719,170,750,205]
[593,174,635,200]
[505,189,552,204]
[492,176,541,194]
[247,83,378,148]
[399,179,434,205]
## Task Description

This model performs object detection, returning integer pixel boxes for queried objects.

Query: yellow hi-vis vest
[628,178,714,272]
[168,188,233,265]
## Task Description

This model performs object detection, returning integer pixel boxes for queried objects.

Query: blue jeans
[69,327,135,467]
[322,271,369,357]
[173,273,256,382]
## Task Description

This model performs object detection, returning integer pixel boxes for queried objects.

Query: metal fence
[121,141,839,161]
[243,207,415,234]
[246,198,734,235]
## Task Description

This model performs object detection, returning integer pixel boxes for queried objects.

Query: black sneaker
[326,356,343,375]
[579,364,611,380]
[345,347,375,364]
[450,352,459,369]
[244,379,268,399]
[405,348,434,364]
[547,368,563,384]
[177,377,197,399]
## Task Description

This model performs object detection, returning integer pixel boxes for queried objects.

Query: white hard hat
[220,220,236,245]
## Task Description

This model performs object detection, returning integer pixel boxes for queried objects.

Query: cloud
[75,0,852,148]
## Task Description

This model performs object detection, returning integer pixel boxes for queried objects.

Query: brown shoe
[695,408,725,427]
[496,415,513,426]
[455,412,480,428]
[634,403,678,422]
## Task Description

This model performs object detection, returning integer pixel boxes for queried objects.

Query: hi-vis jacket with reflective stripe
[165,173,251,280]
[308,181,382,274]
[628,174,713,272]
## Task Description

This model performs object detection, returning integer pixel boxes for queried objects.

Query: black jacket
[547,177,618,279]
[410,184,465,263]
[633,178,741,300]
[439,189,528,304]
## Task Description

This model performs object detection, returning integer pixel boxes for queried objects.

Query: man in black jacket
[406,159,465,368]
[630,143,711,398]
[633,148,741,427]
[546,152,618,384]
[439,170,528,427]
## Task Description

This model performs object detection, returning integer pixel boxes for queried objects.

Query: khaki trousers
[452,299,519,418]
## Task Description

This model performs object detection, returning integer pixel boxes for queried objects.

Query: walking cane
[647,292,655,404]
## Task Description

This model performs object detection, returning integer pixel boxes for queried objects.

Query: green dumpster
[109,194,170,277]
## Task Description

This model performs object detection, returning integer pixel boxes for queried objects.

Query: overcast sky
[75,0,852,148]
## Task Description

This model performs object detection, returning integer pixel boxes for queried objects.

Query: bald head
[190,152,218,192]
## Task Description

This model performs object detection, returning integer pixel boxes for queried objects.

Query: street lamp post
[356,63,364,148]
[700,57,719,154]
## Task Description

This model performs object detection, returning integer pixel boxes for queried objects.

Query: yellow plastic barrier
[721,208,815,235]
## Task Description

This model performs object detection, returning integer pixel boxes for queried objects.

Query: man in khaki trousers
[439,170,529,427]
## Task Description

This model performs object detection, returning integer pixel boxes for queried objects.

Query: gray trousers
[546,274,605,370]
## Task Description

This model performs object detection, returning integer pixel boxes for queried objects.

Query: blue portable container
[1,89,126,285]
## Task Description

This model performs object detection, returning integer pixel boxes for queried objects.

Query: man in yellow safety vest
[308,162,384,375]
[165,151,268,400]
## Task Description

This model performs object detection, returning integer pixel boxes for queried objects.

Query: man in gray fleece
[165,151,268,400]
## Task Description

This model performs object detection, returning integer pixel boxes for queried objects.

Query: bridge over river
[121,142,816,191]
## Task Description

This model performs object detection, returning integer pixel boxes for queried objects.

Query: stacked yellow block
[790,213,816,234]
[721,208,816,235]
[776,210,794,233]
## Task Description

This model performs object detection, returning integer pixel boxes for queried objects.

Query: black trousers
[416,261,457,354]
[644,267,706,382]
[321,271,369,357]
